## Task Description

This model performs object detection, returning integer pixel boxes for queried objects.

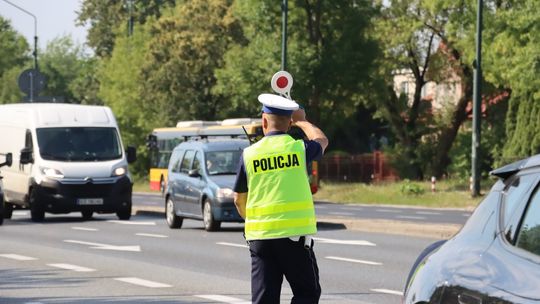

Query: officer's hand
[292,108,306,123]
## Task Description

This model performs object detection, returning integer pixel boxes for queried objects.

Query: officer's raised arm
[292,108,329,153]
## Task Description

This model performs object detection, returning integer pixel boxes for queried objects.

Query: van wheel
[166,198,183,229]
[81,211,93,220]
[116,201,132,220]
[3,201,13,219]
[203,199,220,232]
[0,203,4,225]
[29,190,45,222]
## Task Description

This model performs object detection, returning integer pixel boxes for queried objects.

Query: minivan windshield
[37,127,122,161]
[205,151,242,175]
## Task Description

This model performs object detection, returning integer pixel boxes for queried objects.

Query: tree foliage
[0,16,30,103]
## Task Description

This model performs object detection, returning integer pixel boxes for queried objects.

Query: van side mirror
[188,169,200,178]
[0,153,12,168]
[126,146,137,164]
[20,148,33,165]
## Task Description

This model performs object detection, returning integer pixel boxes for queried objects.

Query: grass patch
[313,179,495,209]
[132,176,159,194]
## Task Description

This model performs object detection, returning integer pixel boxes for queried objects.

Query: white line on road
[325,256,382,266]
[396,215,426,220]
[463,213,471,217]
[415,211,441,215]
[371,288,403,296]
[313,237,376,246]
[47,263,95,272]
[340,206,363,211]
[64,240,141,252]
[196,295,251,304]
[114,277,171,288]
[107,220,156,226]
[0,254,37,261]
[328,212,354,216]
[376,209,401,213]
[72,227,99,231]
[217,242,248,249]
[135,233,168,238]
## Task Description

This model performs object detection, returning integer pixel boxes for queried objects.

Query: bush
[400,179,425,195]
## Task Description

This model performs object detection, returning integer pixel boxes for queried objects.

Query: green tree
[215,0,379,129]
[98,21,153,175]
[141,0,245,125]
[0,16,30,104]
[39,36,99,104]
[77,0,176,57]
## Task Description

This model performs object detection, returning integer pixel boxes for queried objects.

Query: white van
[0,103,136,222]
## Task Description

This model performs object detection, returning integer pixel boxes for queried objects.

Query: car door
[481,173,540,303]
[168,149,185,209]
[184,150,205,217]
[178,150,196,215]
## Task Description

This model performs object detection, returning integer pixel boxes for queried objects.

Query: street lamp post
[1,0,38,70]
[281,0,288,71]
[471,0,483,197]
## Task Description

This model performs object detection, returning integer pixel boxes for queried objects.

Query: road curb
[133,206,460,239]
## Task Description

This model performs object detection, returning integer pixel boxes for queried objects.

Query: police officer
[233,93,328,304]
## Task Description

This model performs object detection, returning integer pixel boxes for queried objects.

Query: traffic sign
[18,68,46,97]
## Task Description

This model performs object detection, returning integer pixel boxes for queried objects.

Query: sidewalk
[133,205,461,240]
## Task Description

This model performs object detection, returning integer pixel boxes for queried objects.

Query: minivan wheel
[166,198,183,229]
[203,199,221,231]
[116,201,132,220]
[0,203,4,225]
[3,200,13,219]
[29,190,45,222]
[81,210,93,220]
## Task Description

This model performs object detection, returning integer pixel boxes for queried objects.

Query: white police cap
[258,93,299,115]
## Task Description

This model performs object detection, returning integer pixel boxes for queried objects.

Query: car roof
[173,138,249,152]
[491,154,540,179]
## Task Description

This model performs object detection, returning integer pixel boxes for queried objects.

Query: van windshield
[36,127,122,161]
[205,151,242,175]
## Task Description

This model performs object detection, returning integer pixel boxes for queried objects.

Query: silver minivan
[165,139,248,231]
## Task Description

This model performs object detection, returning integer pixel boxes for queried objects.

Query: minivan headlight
[40,167,64,179]
[217,188,234,199]
[112,166,127,177]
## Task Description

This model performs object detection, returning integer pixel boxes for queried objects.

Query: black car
[404,155,540,304]
[0,153,13,226]
[165,139,249,231]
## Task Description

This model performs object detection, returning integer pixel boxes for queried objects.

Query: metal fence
[318,152,398,183]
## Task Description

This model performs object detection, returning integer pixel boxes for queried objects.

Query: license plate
[77,198,103,205]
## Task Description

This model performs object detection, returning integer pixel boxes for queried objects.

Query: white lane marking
[415,211,441,215]
[328,211,354,216]
[64,240,141,252]
[315,205,327,209]
[47,263,95,272]
[217,242,249,249]
[396,215,426,220]
[72,227,99,231]
[371,288,403,296]
[313,237,376,246]
[13,211,29,216]
[325,256,382,266]
[196,295,251,304]
[114,277,171,288]
[376,209,401,213]
[463,213,471,217]
[341,206,363,211]
[0,254,37,261]
[135,233,168,238]
[24,302,45,304]
[107,220,156,226]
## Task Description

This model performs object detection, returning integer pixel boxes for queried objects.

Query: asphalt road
[0,210,438,304]
[133,192,472,225]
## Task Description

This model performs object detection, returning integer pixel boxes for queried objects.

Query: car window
[180,150,195,174]
[192,151,202,172]
[503,174,537,227]
[515,186,540,256]
[170,150,184,173]
[205,150,242,175]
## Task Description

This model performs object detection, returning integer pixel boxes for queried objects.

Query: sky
[0,0,88,50]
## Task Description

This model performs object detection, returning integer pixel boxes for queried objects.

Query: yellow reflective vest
[243,134,317,240]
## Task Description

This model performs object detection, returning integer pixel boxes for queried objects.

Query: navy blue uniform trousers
[249,237,321,304]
